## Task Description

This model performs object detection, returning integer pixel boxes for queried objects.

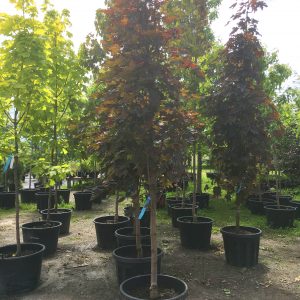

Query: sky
[1,0,300,79]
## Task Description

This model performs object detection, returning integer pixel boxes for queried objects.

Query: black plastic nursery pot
[94,216,131,249]
[189,193,210,209]
[171,204,198,228]
[113,245,163,284]
[247,198,275,215]
[0,192,15,209]
[177,216,213,250]
[115,227,151,247]
[0,243,45,296]
[264,205,296,228]
[40,208,72,235]
[0,185,4,192]
[262,191,276,199]
[220,226,262,267]
[92,188,107,204]
[270,195,293,206]
[167,201,183,216]
[53,189,70,204]
[22,220,62,256]
[35,192,54,211]
[120,274,188,300]
[166,197,183,216]
[20,188,37,203]
[74,192,92,210]
[289,201,300,219]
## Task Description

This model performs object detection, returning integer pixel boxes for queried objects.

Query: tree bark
[196,146,202,194]
[148,161,159,299]
[133,190,142,258]
[192,142,197,222]
[14,113,21,256]
[114,191,119,223]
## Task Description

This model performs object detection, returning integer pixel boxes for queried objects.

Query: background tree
[0,0,46,255]
[205,0,278,227]
[90,0,193,297]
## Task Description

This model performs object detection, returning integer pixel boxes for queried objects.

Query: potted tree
[92,0,192,297]
[206,0,277,267]
[177,142,213,250]
[22,160,62,256]
[0,1,46,294]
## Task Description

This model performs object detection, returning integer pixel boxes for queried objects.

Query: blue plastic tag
[3,155,12,174]
[138,196,151,220]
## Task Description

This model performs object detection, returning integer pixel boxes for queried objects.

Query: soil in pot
[0,243,45,295]
[40,208,72,235]
[20,189,37,203]
[264,205,296,228]
[22,220,62,256]
[35,192,54,211]
[171,204,198,228]
[0,192,15,209]
[74,192,92,210]
[115,227,151,247]
[120,274,188,300]
[220,225,262,267]
[94,216,131,249]
[113,245,163,284]
[177,216,213,250]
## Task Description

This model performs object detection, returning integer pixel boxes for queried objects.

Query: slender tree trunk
[192,142,197,221]
[114,190,119,223]
[29,165,32,189]
[275,169,280,207]
[236,200,241,228]
[196,146,202,194]
[47,188,52,221]
[14,114,21,256]
[133,188,142,258]
[147,158,159,299]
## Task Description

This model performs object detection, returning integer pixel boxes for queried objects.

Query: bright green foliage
[32,158,75,187]
[206,0,277,199]
[29,4,87,167]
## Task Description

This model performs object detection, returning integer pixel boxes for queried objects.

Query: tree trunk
[133,190,142,258]
[196,146,202,193]
[114,191,119,223]
[47,188,52,221]
[192,142,197,222]
[235,200,241,228]
[147,157,159,299]
[14,115,21,256]
[275,169,280,207]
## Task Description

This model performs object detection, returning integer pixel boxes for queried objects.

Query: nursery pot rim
[40,208,72,215]
[264,205,296,211]
[0,243,45,260]
[115,226,150,239]
[220,225,262,238]
[112,245,163,263]
[172,204,198,210]
[21,220,62,230]
[0,191,16,195]
[74,191,92,194]
[177,216,213,225]
[120,274,188,300]
[93,215,130,225]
